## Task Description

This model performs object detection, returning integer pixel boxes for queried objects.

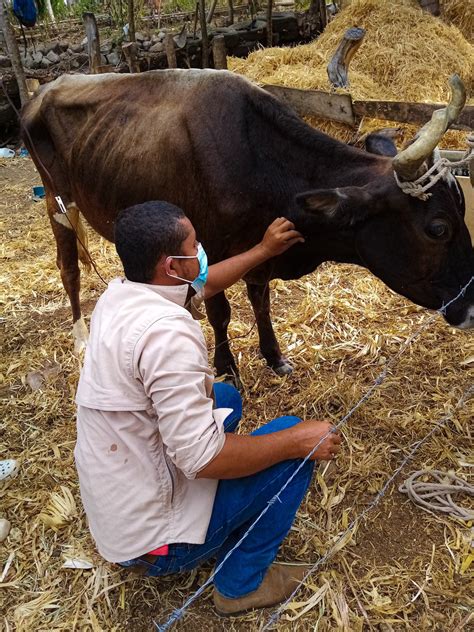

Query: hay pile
[331,0,473,43]
[442,0,474,43]
[230,0,474,148]
[1,159,473,630]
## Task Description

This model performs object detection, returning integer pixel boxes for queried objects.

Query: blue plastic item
[13,0,37,27]
[32,185,45,201]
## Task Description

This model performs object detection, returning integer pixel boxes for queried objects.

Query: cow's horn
[393,75,466,181]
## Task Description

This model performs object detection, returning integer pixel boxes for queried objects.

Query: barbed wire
[155,276,473,631]
[261,382,473,630]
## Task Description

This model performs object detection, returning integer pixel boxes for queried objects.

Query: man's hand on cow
[259,218,305,258]
[293,420,342,461]
[203,218,304,299]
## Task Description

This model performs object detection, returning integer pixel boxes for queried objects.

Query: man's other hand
[293,420,341,461]
[259,218,305,258]
[197,418,342,479]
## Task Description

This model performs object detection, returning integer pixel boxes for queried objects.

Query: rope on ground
[399,470,474,521]
[262,383,474,631]
[154,276,474,631]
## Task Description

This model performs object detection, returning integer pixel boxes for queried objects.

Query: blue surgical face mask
[166,243,209,294]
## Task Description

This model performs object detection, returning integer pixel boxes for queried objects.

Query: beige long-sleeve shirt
[75,278,230,563]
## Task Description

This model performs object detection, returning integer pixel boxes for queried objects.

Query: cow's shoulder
[23,73,123,124]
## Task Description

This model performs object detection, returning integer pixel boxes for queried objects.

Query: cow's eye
[426,220,450,239]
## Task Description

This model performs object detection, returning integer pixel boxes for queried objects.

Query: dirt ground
[0,157,473,631]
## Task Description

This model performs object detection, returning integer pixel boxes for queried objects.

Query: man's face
[167,217,200,283]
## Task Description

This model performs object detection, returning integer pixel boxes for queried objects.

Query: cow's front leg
[246,282,292,376]
[205,291,241,388]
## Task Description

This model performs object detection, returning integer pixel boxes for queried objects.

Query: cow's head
[295,76,474,329]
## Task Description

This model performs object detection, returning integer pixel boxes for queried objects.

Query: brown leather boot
[213,562,311,617]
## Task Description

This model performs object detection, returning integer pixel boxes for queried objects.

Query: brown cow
[21,69,473,381]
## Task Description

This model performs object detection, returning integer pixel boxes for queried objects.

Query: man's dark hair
[114,201,188,283]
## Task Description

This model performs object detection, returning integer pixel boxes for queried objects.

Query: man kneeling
[74,201,341,616]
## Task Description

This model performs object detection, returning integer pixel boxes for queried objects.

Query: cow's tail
[66,205,91,270]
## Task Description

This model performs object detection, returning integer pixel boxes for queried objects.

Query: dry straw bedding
[1,154,473,631]
[1,5,474,630]
[230,0,474,149]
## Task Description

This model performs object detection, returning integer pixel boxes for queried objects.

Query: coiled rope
[261,385,473,631]
[399,469,474,521]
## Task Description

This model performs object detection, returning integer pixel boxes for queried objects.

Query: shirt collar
[121,278,190,308]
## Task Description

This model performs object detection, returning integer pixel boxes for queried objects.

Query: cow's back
[21,70,275,246]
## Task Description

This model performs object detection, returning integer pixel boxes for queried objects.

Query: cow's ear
[365,133,398,157]
[295,186,375,226]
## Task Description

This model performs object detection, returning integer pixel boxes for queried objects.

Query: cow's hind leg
[246,282,292,376]
[205,291,241,388]
[47,193,88,354]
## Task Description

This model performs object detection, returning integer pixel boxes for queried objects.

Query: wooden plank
[263,84,355,126]
[353,100,473,131]
[263,84,473,131]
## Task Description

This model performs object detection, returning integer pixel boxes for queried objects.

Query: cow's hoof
[272,359,293,376]
[73,316,89,355]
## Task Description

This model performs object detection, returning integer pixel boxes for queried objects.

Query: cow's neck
[281,125,388,191]
[248,106,392,277]
[248,93,389,189]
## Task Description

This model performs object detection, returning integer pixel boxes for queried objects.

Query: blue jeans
[121,383,314,598]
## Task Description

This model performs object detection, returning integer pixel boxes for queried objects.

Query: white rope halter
[394,133,474,201]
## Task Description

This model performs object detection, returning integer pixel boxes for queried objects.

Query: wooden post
[122,42,140,72]
[82,12,101,74]
[266,0,273,47]
[164,33,177,68]
[318,0,327,30]
[44,0,56,24]
[193,2,199,37]
[206,0,218,23]
[155,0,162,29]
[227,0,234,25]
[127,0,136,42]
[327,26,365,89]
[0,0,28,105]
[212,34,227,69]
[249,0,256,20]
[198,0,209,68]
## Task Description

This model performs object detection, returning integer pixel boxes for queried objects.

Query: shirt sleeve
[133,315,225,479]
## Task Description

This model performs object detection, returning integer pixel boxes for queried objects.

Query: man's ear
[295,185,377,226]
[164,255,178,278]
